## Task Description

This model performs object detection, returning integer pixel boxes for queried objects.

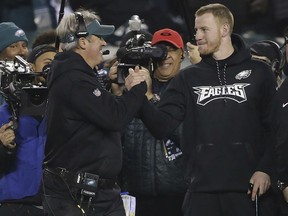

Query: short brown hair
[195,3,234,34]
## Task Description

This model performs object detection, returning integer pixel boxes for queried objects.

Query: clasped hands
[109,61,152,98]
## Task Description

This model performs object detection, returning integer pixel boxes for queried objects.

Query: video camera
[115,15,167,84]
[0,55,48,119]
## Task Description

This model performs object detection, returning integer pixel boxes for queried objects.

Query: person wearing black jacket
[119,28,187,216]
[42,9,147,216]
[274,77,288,216]
[274,32,288,216]
[139,3,278,216]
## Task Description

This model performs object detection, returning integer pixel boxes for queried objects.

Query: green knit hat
[0,22,28,52]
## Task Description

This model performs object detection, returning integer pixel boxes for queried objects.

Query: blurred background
[1,0,287,66]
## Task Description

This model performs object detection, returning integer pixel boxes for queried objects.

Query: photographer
[110,28,187,216]
[250,39,285,88]
[0,22,29,105]
[0,42,56,215]
[109,29,154,95]
[27,44,57,85]
[42,9,147,216]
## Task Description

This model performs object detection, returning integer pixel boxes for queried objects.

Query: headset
[64,12,89,43]
[251,40,286,78]
[264,40,285,74]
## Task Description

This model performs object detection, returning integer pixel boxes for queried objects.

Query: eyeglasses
[280,36,288,49]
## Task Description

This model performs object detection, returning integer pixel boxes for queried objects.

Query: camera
[115,15,167,84]
[0,55,48,117]
[128,15,142,32]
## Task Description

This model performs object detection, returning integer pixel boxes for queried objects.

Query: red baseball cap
[151,28,184,50]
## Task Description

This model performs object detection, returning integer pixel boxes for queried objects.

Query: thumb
[128,68,135,75]
[0,121,14,132]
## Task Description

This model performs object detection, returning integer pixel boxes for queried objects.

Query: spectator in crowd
[0,22,29,60]
[111,28,187,216]
[27,44,57,85]
[42,9,147,216]
[250,39,286,88]
[0,22,29,105]
[31,29,57,49]
[0,40,54,216]
[138,3,278,216]
[274,29,288,216]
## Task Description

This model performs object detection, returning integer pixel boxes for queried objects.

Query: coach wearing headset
[42,9,147,216]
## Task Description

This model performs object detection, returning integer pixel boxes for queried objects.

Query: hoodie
[140,34,277,192]
[44,51,146,179]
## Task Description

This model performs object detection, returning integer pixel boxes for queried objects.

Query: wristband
[149,93,160,104]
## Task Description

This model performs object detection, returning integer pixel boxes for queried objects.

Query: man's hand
[108,61,125,96]
[248,171,271,201]
[186,42,201,64]
[0,121,16,149]
[125,66,146,91]
[283,187,288,203]
[137,66,153,100]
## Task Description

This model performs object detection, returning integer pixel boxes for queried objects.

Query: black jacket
[44,51,147,179]
[121,79,187,196]
[274,78,288,183]
[140,34,277,192]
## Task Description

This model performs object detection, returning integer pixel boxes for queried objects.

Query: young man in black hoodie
[139,3,278,216]
[42,9,147,216]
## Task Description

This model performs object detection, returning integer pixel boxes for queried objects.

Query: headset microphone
[102,50,110,55]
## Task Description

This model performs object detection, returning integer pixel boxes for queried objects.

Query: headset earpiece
[63,12,89,43]
[64,33,76,43]
[271,59,280,75]
[74,12,88,38]
[264,40,285,72]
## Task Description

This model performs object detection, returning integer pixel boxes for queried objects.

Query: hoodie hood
[202,34,251,67]
[47,51,93,89]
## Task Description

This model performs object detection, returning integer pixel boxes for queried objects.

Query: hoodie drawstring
[216,61,228,103]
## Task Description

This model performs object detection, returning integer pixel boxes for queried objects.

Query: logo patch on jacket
[93,88,101,96]
[193,83,250,105]
[235,70,251,80]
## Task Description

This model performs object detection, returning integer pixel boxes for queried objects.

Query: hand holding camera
[115,15,167,85]
[0,121,16,149]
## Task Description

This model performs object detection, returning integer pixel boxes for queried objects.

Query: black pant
[135,194,184,216]
[182,191,279,216]
[42,170,125,216]
[0,203,45,216]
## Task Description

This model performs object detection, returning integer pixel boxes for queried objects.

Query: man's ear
[181,50,185,60]
[222,23,230,37]
[78,37,87,50]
